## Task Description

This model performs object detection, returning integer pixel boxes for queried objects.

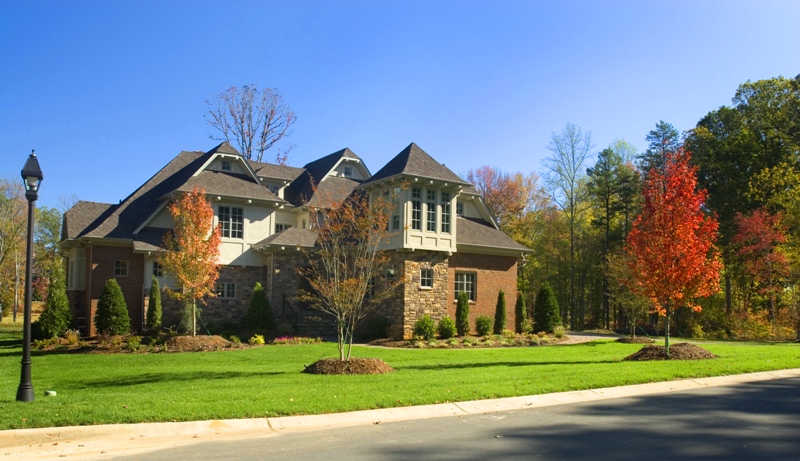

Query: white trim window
[152,261,164,277]
[411,187,422,230]
[219,206,244,239]
[114,260,129,277]
[455,272,476,301]
[420,268,433,288]
[441,192,451,234]
[221,160,232,171]
[426,190,437,232]
[275,223,292,233]
[215,282,236,299]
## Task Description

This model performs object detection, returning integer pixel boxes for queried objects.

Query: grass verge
[1,332,799,430]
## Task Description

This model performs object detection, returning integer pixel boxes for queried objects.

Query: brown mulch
[624,343,719,361]
[616,337,656,344]
[303,358,395,375]
[164,335,236,352]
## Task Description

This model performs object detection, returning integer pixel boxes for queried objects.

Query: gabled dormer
[360,143,472,253]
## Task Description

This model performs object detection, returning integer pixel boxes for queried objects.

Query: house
[61,142,530,338]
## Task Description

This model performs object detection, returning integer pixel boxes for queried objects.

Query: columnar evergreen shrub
[515,291,528,333]
[437,316,457,339]
[36,265,72,339]
[94,278,131,335]
[456,291,470,336]
[242,282,274,331]
[533,282,561,333]
[146,276,162,331]
[413,314,436,340]
[475,315,493,336]
[493,290,506,334]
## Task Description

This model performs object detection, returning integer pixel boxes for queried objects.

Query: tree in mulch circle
[94,278,131,335]
[493,290,507,334]
[533,282,561,333]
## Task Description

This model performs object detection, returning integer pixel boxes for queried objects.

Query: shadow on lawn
[81,370,286,388]
[400,359,620,371]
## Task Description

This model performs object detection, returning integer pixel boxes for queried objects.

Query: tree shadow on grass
[78,370,286,388]
[399,359,619,371]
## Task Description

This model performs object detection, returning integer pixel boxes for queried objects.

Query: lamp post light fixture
[17,150,42,402]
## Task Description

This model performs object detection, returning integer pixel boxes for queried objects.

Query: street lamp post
[17,151,42,403]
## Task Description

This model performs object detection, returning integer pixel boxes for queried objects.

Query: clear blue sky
[2,0,798,210]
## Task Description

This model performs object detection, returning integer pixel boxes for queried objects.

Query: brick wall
[447,252,518,334]
[88,245,145,335]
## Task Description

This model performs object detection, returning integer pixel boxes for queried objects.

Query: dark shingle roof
[362,143,470,186]
[284,148,362,206]
[253,227,319,250]
[62,201,117,240]
[206,141,243,156]
[456,217,529,252]
[176,171,281,202]
[251,161,306,182]
[303,177,361,208]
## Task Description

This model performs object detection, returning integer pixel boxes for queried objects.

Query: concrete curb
[3,368,800,460]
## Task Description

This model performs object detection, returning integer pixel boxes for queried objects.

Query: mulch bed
[164,335,239,352]
[616,337,656,344]
[303,358,395,375]
[624,343,719,361]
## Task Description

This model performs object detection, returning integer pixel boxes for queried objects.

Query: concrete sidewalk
[3,368,800,461]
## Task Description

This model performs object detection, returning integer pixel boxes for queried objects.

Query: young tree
[242,281,274,331]
[146,276,162,331]
[456,291,470,336]
[493,290,507,334]
[298,192,395,360]
[158,187,221,336]
[94,278,130,335]
[205,84,297,164]
[35,263,71,339]
[544,123,593,329]
[533,282,560,333]
[732,209,790,324]
[626,149,722,357]
[0,179,26,320]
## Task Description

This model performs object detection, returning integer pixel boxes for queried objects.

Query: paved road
[106,375,800,461]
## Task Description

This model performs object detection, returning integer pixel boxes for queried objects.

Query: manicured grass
[1,333,799,430]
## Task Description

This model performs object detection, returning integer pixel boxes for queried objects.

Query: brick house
[61,142,529,338]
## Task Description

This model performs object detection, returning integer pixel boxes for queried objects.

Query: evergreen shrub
[94,278,131,335]
[456,291,470,336]
[413,314,436,340]
[533,282,561,333]
[437,316,457,339]
[494,290,506,334]
[475,315,493,336]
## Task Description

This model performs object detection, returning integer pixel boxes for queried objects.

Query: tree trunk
[664,304,671,359]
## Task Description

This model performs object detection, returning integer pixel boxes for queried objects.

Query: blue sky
[2,0,798,210]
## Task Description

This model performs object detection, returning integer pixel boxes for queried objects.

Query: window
[152,261,163,277]
[219,206,244,239]
[411,187,422,230]
[114,260,129,277]
[441,192,451,233]
[455,272,476,301]
[215,282,236,299]
[221,161,231,171]
[275,223,292,233]
[365,277,375,300]
[426,190,437,232]
[268,185,280,195]
[385,268,395,284]
[457,202,464,216]
[420,268,433,288]
[344,166,353,178]
[391,187,400,231]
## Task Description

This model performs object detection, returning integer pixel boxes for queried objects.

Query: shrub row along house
[60,142,529,338]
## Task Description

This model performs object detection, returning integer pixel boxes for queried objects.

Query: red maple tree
[732,208,790,323]
[158,187,221,336]
[626,148,722,356]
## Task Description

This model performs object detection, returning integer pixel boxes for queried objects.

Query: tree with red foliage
[626,148,722,357]
[158,187,221,336]
[733,209,790,324]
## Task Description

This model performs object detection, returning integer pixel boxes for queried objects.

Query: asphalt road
[109,375,800,461]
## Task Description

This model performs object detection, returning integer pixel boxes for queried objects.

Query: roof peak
[206,141,243,156]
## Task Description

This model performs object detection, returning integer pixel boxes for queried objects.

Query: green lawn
[1,332,799,430]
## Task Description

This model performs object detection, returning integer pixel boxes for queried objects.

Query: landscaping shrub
[475,315,493,336]
[242,282,274,331]
[553,325,566,338]
[494,290,506,334]
[515,291,528,333]
[63,329,81,345]
[437,316,457,339]
[94,279,131,335]
[413,314,436,340]
[456,291,470,336]
[146,276,162,331]
[533,282,561,333]
[35,265,72,339]
[248,334,265,345]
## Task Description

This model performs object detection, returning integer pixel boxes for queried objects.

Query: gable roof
[362,143,471,187]
[251,161,306,182]
[253,227,319,250]
[62,201,117,241]
[284,148,363,206]
[176,171,280,202]
[205,141,243,157]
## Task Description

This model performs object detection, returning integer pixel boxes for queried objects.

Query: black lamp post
[17,150,42,402]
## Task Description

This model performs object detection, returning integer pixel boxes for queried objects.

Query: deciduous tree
[626,148,722,357]
[206,84,297,164]
[158,187,221,336]
[0,179,26,321]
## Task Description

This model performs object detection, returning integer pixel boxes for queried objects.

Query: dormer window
[221,161,232,172]
[343,166,353,178]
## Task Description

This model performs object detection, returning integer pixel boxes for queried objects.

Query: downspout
[86,243,93,336]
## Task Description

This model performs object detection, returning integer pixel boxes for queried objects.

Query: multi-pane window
[219,206,244,239]
[275,223,292,233]
[426,190,437,231]
[391,187,401,231]
[411,187,422,230]
[268,185,280,195]
[114,260,129,277]
[455,272,476,301]
[221,161,232,171]
[344,166,353,178]
[441,192,451,233]
[215,282,236,299]
[364,277,375,300]
[457,202,464,216]
[152,261,163,277]
[420,268,433,288]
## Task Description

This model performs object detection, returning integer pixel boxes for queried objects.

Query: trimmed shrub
[493,290,506,334]
[437,316,457,339]
[146,276,162,331]
[94,278,131,335]
[533,282,561,333]
[475,315,493,336]
[413,314,436,340]
[515,291,528,333]
[249,334,265,345]
[35,265,72,339]
[456,291,470,336]
[242,282,274,331]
